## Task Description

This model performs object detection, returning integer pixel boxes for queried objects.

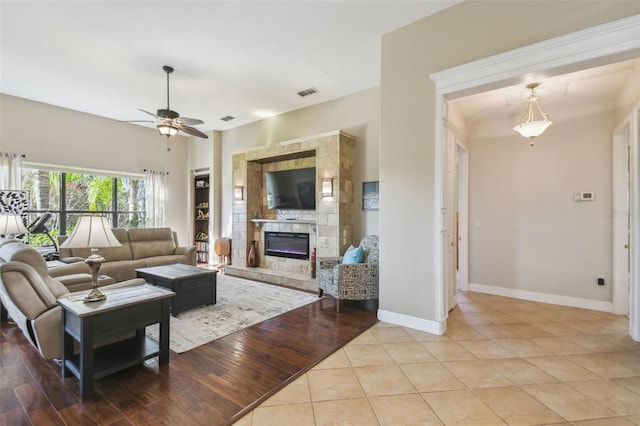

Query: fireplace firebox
[264,232,310,260]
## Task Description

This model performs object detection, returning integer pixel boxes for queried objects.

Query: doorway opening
[430,15,640,339]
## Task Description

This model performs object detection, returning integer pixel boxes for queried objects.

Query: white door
[613,120,631,315]
[444,126,457,311]
[456,143,469,293]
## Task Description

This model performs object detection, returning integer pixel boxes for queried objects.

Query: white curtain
[145,169,166,227]
[0,153,23,190]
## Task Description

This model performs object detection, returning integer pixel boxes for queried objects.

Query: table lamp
[0,213,28,239]
[59,215,122,302]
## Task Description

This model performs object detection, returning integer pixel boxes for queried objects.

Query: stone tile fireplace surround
[225,130,355,292]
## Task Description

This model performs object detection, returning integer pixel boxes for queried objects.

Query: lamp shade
[513,120,552,138]
[59,215,122,249]
[0,214,28,235]
[321,177,334,197]
[158,124,179,137]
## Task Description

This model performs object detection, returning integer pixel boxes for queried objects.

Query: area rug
[146,274,319,353]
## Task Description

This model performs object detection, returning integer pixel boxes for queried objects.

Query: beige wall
[468,111,615,302]
[187,132,225,249]
[380,1,639,321]
[616,61,640,124]
[220,87,380,242]
[0,94,192,244]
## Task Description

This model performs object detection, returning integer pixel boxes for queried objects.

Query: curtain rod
[0,152,25,158]
[143,169,169,175]
[25,161,145,178]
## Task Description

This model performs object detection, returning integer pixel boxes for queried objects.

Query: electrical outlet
[597,275,605,286]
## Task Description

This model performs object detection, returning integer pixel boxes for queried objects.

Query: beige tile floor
[234,292,640,425]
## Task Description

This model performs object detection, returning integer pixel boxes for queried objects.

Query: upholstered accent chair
[317,235,379,312]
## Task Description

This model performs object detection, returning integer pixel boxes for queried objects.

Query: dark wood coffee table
[135,263,217,316]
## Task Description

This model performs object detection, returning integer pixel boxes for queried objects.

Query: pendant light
[513,83,552,146]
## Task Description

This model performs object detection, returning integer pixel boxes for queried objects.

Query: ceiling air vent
[220,115,235,122]
[297,87,318,97]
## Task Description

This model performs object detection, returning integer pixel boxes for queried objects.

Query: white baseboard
[377,309,445,335]
[468,282,613,313]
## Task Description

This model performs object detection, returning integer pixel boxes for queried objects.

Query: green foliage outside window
[21,167,146,247]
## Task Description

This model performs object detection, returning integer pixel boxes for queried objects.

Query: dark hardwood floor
[0,296,377,425]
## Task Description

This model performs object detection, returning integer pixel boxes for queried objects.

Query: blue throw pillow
[342,245,363,264]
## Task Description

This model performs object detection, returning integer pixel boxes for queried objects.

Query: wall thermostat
[574,192,595,201]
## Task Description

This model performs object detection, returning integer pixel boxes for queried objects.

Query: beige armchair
[317,235,379,312]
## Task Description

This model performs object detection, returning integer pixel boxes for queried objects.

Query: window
[21,167,146,247]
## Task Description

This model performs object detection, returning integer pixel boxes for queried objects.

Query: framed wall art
[362,181,379,211]
[0,189,30,223]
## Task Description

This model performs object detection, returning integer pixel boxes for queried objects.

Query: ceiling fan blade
[138,109,160,119]
[177,124,209,139]
[177,117,204,126]
[118,120,155,123]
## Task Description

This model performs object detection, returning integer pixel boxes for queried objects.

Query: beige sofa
[59,227,196,285]
[0,239,144,359]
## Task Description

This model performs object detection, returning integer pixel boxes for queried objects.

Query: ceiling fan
[124,65,209,145]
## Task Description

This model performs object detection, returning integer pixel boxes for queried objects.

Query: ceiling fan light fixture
[513,83,552,146]
[157,123,178,137]
[124,65,208,141]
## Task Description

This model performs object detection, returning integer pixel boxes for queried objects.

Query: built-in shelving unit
[194,174,210,264]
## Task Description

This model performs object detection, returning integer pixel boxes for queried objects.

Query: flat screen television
[265,167,316,210]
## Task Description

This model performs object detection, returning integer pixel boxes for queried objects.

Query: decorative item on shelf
[0,213,28,239]
[234,185,244,201]
[321,177,333,197]
[58,215,122,303]
[196,232,208,241]
[196,209,209,220]
[247,240,258,267]
[513,82,552,146]
[310,247,317,278]
[196,180,207,188]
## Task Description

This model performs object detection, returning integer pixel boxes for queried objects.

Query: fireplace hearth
[264,232,310,260]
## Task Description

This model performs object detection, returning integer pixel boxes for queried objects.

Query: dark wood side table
[135,263,217,316]
[58,284,174,399]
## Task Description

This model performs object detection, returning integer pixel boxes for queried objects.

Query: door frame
[430,15,640,336]
[630,106,640,340]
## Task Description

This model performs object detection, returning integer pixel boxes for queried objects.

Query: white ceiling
[0,0,460,134]
[3,2,635,138]
[449,58,640,127]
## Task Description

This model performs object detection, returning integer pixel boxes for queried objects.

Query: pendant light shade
[513,83,552,146]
